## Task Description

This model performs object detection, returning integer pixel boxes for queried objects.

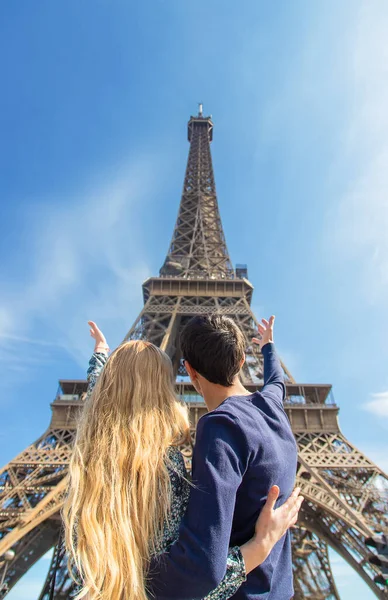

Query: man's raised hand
[252,315,275,350]
[88,321,110,354]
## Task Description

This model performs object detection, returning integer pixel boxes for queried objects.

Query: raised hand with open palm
[252,315,275,350]
[88,321,110,354]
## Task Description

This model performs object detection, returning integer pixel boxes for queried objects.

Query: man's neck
[201,377,251,412]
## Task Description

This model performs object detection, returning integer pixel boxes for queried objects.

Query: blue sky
[1,1,387,598]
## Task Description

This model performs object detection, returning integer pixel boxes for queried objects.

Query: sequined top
[86,352,246,600]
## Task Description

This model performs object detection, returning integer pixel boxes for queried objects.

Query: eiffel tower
[0,106,387,600]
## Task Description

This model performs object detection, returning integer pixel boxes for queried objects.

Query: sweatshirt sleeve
[147,411,248,600]
[260,343,285,405]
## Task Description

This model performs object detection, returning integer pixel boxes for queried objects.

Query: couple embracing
[63,314,301,600]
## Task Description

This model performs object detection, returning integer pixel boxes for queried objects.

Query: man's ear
[184,360,197,381]
[184,360,203,396]
[239,353,246,369]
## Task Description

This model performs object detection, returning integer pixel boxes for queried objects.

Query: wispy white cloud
[363,391,388,419]
[324,4,388,305]
[251,2,388,308]
[0,334,65,348]
[0,306,14,338]
[0,342,62,394]
[0,154,164,381]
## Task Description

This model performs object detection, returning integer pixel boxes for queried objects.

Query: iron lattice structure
[0,108,387,599]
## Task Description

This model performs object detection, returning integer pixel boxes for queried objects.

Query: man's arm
[253,315,285,404]
[147,411,247,600]
[261,342,285,403]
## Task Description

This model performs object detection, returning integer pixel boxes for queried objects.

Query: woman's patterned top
[86,352,246,600]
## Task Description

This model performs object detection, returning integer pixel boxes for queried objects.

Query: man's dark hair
[180,315,245,387]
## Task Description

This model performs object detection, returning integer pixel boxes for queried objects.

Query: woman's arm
[240,485,302,573]
[202,547,245,600]
[203,486,303,600]
[84,321,110,400]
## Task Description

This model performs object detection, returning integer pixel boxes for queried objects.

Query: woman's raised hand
[88,321,110,354]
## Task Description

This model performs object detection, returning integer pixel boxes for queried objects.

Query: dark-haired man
[148,315,298,600]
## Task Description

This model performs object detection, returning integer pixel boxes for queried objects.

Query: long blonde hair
[63,341,190,600]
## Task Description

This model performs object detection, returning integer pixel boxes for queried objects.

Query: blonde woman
[63,321,302,600]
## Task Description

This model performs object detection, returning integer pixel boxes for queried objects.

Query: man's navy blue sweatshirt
[148,343,298,600]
